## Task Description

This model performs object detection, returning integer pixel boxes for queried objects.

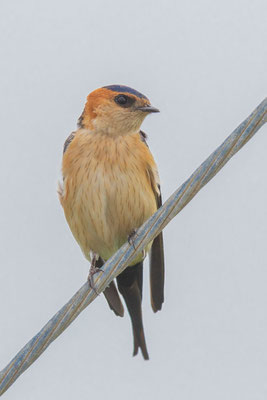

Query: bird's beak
[136,105,160,113]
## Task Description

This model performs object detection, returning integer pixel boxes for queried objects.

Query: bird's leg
[128,230,146,259]
[87,252,103,294]
[128,229,139,250]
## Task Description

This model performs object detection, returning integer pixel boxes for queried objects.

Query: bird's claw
[87,266,103,295]
[128,229,139,250]
[88,252,103,295]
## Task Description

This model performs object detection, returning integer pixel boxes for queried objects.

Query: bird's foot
[87,253,103,295]
[128,229,139,250]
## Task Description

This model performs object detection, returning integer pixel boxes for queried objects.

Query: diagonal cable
[0,98,266,396]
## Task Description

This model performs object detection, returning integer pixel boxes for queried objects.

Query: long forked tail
[117,262,149,360]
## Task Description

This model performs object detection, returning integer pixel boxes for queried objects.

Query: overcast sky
[0,0,267,399]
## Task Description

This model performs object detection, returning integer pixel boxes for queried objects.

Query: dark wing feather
[63,132,76,153]
[149,186,165,312]
[140,131,165,313]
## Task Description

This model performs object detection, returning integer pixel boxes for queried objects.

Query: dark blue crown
[103,85,148,100]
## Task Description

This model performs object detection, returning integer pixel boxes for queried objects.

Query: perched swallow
[59,85,164,360]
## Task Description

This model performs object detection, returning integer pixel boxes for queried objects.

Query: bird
[58,85,164,360]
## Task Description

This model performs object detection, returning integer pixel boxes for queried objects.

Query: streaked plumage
[59,85,164,359]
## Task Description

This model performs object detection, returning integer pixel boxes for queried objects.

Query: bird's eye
[115,95,128,105]
[114,94,135,108]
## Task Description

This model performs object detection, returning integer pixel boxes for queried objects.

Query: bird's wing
[63,131,76,154]
[58,132,77,202]
[140,131,165,313]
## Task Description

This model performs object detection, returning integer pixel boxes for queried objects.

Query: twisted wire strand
[0,99,266,396]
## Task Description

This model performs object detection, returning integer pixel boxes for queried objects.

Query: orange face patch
[81,87,150,129]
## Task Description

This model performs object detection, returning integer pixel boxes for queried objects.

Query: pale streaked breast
[61,131,157,262]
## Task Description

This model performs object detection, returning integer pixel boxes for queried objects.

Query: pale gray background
[0,0,266,399]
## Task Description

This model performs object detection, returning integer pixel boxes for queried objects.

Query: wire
[0,98,266,396]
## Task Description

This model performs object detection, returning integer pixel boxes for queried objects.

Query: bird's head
[78,85,159,136]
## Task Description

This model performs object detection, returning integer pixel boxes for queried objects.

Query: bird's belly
[64,164,157,263]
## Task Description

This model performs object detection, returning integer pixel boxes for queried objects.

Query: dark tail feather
[96,258,124,317]
[104,281,124,317]
[117,262,149,360]
[150,232,165,312]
